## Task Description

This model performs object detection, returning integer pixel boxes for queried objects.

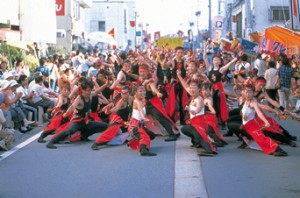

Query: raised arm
[220,51,243,74]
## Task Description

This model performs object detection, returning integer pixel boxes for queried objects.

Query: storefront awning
[265,25,300,47]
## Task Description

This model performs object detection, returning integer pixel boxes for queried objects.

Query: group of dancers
[38,45,297,157]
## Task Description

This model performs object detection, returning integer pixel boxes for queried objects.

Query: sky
[135,0,219,36]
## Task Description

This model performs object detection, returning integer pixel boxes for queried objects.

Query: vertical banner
[147,33,151,48]
[290,0,300,30]
[56,0,65,16]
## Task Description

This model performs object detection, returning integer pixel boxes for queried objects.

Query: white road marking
[0,131,42,161]
[175,135,208,198]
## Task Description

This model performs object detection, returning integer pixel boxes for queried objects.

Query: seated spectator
[0,96,15,151]
[0,57,10,80]
[16,74,39,123]
[28,76,55,122]
[7,80,35,132]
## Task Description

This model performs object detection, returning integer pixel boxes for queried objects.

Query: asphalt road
[0,115,299,198]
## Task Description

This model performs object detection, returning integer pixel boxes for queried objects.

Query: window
[98,21,105,32]
[90,21,105,32]
[270,6,290,21]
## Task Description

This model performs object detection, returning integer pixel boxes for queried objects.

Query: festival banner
[239,39,259,56]
[289,0,300,30]
[260,37,299,57]
[56,0,65,16]
[157,37,184,49]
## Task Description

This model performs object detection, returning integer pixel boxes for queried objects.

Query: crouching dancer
[240,83,288,156]
[177,70,217,156]
[46,79,108,149]
[91,85,132,150]
[127,85,156,156]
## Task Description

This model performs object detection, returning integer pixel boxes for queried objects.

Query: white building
[223,0,290,39]
[0,0,56,44]
[84,0,136,51]
[56,0,92,52]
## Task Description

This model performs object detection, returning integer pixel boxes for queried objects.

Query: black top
[208,68,222,83]
[76,95,91,117]
[170,59,186,79]
[60,98,70,111]
[117,102,132,121]
[156,63,171,85]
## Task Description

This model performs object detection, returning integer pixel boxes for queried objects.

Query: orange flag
[108,28,115,38]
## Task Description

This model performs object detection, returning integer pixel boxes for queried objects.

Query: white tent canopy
[87,31,117,47]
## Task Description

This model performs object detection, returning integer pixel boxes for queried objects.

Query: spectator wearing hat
[6,80,35,132]
[3,72,14,81]
[0,80,13,129]
[0,58,10,80]
[0,95,15,151]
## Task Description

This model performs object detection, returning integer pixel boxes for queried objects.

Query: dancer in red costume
[138,64,179,141]
[240,83,288,156]
[253,77,297,146]
[166,46,189,125]
[109,60,138,100]
[203,43,243,128]
[177,70,217,156]
[127,85,157,156]
[201,83,228,147]
[91,85,132,150]
[46,79,108,149]
[37,82,71,143]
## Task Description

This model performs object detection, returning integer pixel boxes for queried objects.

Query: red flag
[108,28,115,38]
[130,21,136,27]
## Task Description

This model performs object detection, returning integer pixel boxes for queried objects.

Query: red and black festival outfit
[94,102,131,145]
[166,59,189,124]
[127,109,152,151]
[156,62,172,101]
[46,95,108,148]
[181,114,217,154]
[145,87,179,139]
[112,70,135,99]
[204,106,227,146]
[37,98,71,143]
[254,92,296,145]
[208,68,229,123]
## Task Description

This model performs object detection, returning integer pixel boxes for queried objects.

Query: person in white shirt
[16,75,38,123]
[264,61,278,106]
[29,76,55,121]
[254,54,266,77]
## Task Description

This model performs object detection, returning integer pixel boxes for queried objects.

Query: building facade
[84,0,136,51]
[223,0,290,39]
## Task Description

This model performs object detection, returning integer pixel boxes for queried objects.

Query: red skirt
[213,82,228,122]
[204,113,226,142]
[242,119,278,154]
[127,118,151,151]
[95,113,124,144]
[189,115,217,153]
[255,111,283,134]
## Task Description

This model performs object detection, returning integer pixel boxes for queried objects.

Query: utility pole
[208,0,212,38]
[135,11,137,48]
